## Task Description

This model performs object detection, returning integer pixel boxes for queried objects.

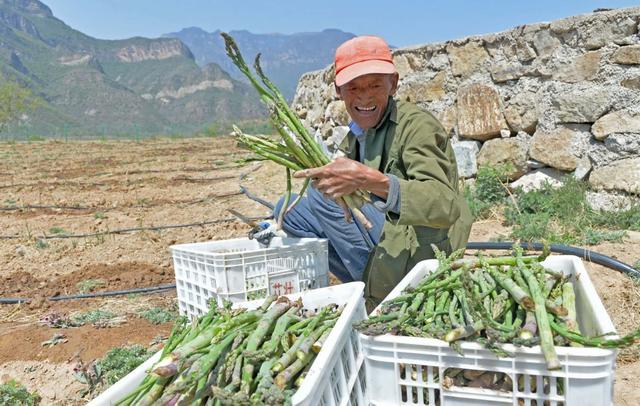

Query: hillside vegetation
[0,0,264,138]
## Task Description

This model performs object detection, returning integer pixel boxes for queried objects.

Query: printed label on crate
[268,271,300,296]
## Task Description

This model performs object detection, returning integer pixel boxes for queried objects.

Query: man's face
[336,73,399,130]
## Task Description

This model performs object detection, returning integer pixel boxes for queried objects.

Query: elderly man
[275,35,472,309]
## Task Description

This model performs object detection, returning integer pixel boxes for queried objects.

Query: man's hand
[293,157,390,200]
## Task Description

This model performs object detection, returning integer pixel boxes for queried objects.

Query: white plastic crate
[361,255,617,406]
[170,237,329,318]
[89,282,367,406]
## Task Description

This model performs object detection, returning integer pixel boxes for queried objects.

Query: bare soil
[1,138,639,405]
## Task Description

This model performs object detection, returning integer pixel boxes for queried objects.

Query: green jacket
[343,98,472,311]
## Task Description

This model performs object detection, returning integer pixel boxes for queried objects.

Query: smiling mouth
[355,106,376,112]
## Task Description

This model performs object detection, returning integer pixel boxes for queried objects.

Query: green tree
[0,76,39,133]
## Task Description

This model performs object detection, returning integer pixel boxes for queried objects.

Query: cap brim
[335,60,397,87]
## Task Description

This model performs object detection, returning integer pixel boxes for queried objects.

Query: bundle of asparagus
[221,32,372,230]
[117,296,341,405]
[354,245,640,371]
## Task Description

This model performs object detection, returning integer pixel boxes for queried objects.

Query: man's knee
[306,187,344,217]
[273,193,300,218]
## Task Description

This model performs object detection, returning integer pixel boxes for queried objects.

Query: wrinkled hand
[293,157,368,199]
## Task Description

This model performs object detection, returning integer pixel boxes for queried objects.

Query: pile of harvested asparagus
[355,246,640,370]
[117,296,341,405]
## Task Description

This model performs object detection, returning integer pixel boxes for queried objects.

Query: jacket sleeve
[394,110,462,228]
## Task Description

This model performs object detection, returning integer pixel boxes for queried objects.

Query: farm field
[1,137,639,405]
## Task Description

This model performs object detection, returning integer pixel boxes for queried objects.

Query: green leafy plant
[76,279,106,294]
[582,229,627,245]
[464,164,511,219]
[48,226,66,235]
[27,135,45,142]
[73,360,102,398]
[34,239,48,250]
[504,177,637,245]
[93,211,106,220]
[0,77,39,133]
[0,380,41,405]
[71,310,115,326]
[96,345,151,385]
[592,204,640,232]
[138,307,178,325]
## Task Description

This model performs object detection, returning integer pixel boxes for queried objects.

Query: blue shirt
[348,121,401,214]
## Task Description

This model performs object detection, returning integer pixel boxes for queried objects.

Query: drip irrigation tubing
[1,284,177,304]
[0,204,91,211]
[0,191,243,213]
[2,241,637,305]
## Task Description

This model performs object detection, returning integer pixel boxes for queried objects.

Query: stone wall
[292,7,640,209]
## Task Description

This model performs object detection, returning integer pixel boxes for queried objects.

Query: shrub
[504,177,635,245]
[96,345,151,386]
[465,164,510,219]
[0,380,40,406]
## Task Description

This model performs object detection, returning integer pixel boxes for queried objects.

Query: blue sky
[43,1,639,48]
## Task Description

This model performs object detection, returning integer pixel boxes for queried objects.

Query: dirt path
[1,138,638,404]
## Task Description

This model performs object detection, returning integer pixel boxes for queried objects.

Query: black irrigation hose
[48,284,177,301]
[0,298,30,304]
[0,284,177,304]
[466,241,640,279]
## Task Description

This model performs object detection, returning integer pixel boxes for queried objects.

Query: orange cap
[334,35,396,87]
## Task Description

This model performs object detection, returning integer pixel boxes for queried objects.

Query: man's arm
[392,110,462,228]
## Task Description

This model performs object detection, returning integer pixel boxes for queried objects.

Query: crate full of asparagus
[90,282,367,406]
[355,249,632,406]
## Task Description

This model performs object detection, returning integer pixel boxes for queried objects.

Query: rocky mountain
[0,0,264,137]
[163,28,355,100]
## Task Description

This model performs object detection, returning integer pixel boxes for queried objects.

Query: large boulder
[503,79,540,134]
[553,51,601,83]
[397,71,447,103]
[452,140,481,178]
[589,157,640,194]
[529,126,589,171]
[509,168,565,192]
[591,110,640,140]
[549,10,637,50]
[586,189,640,211]
[456,83,508,141]
[477,132,531,180]
[611,45,640,65]
[446,40,489,78]
[550,83,614,123]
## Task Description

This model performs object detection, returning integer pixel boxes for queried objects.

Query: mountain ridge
[0,0,264,137]
[163,27,355,100]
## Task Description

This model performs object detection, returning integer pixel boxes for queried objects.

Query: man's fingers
[293,168,321,178]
